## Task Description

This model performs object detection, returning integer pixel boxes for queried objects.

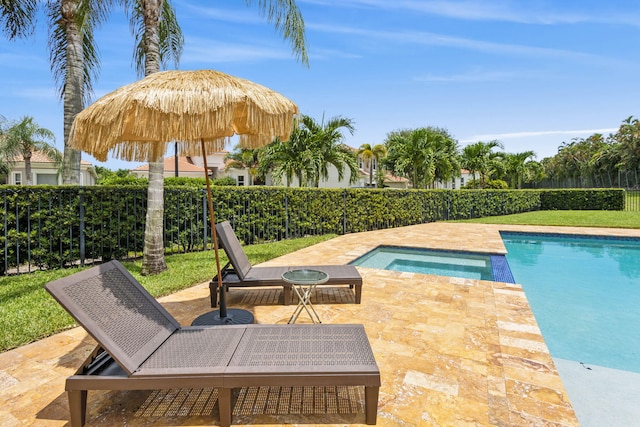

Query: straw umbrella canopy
[70,69,298,161]
[70,69,298,324]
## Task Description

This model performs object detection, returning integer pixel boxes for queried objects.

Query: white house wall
[264,164,367,188]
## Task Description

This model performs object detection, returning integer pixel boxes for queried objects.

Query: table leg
[288,283,322,324]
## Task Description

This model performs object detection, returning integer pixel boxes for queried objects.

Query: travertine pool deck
[3,222,639,426]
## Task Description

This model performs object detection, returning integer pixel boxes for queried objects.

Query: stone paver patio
[2,222,639,426]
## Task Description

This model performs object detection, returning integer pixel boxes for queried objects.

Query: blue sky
[2,0,639,171]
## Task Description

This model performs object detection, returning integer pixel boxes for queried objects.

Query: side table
[281,269,329,324]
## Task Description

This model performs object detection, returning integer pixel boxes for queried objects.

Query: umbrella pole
[201,139,226,318]
[193,140,254,326]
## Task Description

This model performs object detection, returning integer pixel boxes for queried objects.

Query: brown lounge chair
[211,221,363,307]
[45,260,380,427]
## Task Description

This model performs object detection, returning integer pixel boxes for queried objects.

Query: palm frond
[245,0,308,66]
[1,0,37,39]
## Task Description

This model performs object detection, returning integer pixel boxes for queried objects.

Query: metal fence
[626,190,640,211]
[1,186,625,275]
[530,169,640,191]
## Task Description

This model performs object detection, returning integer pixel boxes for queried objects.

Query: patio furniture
[282,269,329,324]
[45,261,380,427]
[211,221,363,307]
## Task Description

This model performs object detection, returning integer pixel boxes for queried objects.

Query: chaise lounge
[211,220,363,307]
[45,260,380,427]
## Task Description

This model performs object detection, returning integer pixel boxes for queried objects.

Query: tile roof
[132,155,207,173]
[11,150,92,165]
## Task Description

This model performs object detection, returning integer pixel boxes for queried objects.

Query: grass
[0,234,335,353]
[457,210,640,229]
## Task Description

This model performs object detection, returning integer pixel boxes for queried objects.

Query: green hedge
[540,188,625,210]
[0,186,622,274]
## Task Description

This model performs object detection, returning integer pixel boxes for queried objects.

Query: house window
[13,172,22,185]
[36,174,58,185]
[452,178,456,190]
[237,175,245,186]
[460,177,465,186]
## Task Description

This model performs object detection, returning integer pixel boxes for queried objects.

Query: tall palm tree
[0,116,60,185]
[460,140,503,188]
[133,0,185,275]
[357,143,387,187]
[302,115,358,187]
[48,0,118,185]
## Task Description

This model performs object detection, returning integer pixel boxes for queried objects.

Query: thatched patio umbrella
[70,69,298,324]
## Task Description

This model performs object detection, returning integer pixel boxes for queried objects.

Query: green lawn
[0,234,335,353]
[457,210,640,229]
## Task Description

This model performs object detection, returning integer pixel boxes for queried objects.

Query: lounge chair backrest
[215,221,252,280]
[45,261,180,375]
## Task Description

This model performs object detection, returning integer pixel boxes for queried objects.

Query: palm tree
[0,116,60,185]
[357,143,387,187]
[47,0,119,185]
[427,128,460,187]
[384,127,459,189]
[302,115,358,187]
[225,146,264,185]
[134,0,186,275]
[259,124,314,186]
[614,116,640,170]
[460,140,503,188]
[503,150,536,189]
[259,114,357,187]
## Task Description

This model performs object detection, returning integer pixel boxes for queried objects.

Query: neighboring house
[131,152,255,187]
[381,173,410,189]
[224,158,253,186]
[3,150,97,185]
[133,150,409,189]
[130,155,208,179]
[264,165,369,188]
[433,169,478,190]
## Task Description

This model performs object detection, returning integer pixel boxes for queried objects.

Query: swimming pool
[501,232,640,374]
[350,246,514,282]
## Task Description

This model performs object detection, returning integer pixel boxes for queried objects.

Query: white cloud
[307,23,597,61]
[415,69,516,83]
[10,87,58,101]
[178,1,262,25]
[301,0,639,26]
[460,128,619,143]
[180,38,290,64]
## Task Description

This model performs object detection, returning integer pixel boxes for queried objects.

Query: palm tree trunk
[25,154,32,185]
[61,0,83,185]
[141,0,166,275]
[141,159,167,275]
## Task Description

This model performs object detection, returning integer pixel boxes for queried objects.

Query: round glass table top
[281,269,329,285]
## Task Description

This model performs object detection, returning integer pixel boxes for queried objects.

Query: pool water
[350,246,495,281]
[501,232,640,374]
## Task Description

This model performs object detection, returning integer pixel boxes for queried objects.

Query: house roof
[383,173,409,183]
[132,155,207,173]
[11,150,92,165]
